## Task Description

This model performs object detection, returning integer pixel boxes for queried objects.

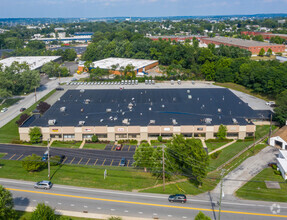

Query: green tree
[194,211,211,220]
[266,48,272,57]
[167,135,209,185]
[29,127,42,143]
[91,135,98,142]
[0,185,16,219]
[31,203,56,220]
[133,145,154,172]
[63,49,77,61]
[258,48,265,57]
[22,154,47,172]
[151,146,171,179]
[157,136,163,142]
[217,124,227,140]
[27,40,46,50]
[275,90,287,126]
[41,62,60,77]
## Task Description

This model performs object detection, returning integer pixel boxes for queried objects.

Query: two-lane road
[0,178,286,220]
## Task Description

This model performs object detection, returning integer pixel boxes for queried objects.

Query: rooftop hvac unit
[204,118,212,124]
[80,89,85,93]
[60,107,66,112]
[122,118,130,125]
[100,119,104,122]
[106,108,112,113]
[162,105,165,108]
[232,118,238,124]
[150,120,155,124]
[172,119,178,125]
[128,103,133,109]
[79,121,85,126]
[48,119,56,125]
[188,95,192,99]
[149,107,152,111]
[84,99,90,104]
[218,108,222,113]
[187,90,190,93]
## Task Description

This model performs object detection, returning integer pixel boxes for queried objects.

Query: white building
[277,150,287,180]
[270,126,287,150]
[0,56,62,71]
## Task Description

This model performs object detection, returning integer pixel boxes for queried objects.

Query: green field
[236,168,287,202]
[205,141,230,152]
[0,98,22,109]
[84,143,107,149]
[0,159,161,191]
[0,90,56,143]
[51,141,82,148]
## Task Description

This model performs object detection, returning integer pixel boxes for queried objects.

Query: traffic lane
[2,179,286,220]
[7,186,284,220]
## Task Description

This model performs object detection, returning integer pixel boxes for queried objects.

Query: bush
[31,203,56,220]
[108,217,122,220]
[140,142,150,147]
[29,127,42,144]
[16,113,30,126]
[36,101,51,114]
[272,164,278,170]
[140,140,148,144]
[22,154,47,172]
[91,135,98,143]
[210,150,222,159]
[274,170,281,175]
[244,136,254,141]
[158,136,163,142]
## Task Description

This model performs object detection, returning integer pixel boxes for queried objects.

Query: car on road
[168,194,186,203]
[56,87,64,91]
[120,158,126,166]
[34,180,53,190]
[116,144,122,151]
[0,108,8,113]
[20,108,26,112]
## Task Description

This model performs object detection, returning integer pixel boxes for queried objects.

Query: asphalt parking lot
[104,144,137,152]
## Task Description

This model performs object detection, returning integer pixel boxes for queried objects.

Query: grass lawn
[0,159,161,191]
[84,143,107,149]
[250,55,276,61]
[0,98,22,109]
[0,90,56,143]
[205,140,231,152]
[208,140,253,172]
[213,82,272,101]
[236,167,287,202]
[16,211,99,220]
[140,171,220,195]
[51,141,81,149]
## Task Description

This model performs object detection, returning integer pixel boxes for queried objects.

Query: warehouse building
[241,31,287,41]
[0,56,62,70]
[200,36,285,54]
[78,57,158,75]
[19,88,270,142]
[148,35,201,42]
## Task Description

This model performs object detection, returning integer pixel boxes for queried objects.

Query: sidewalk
[208,140,236,155]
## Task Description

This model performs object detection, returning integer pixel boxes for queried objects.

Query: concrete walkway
[79,139,86,149]
[208,140,236,155]
[212,146,278,196]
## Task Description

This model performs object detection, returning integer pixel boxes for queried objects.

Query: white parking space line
[84,205,88,208]
[32,200,36,202]
[153,213,158,215]
[138,212,143,214]
[124,210,129,213]
[70,204,75,206]
[97,207,101,210]
[58,203,62,205]
[111,209,115,211]
[168,215,172,217]
[45,201,49,203]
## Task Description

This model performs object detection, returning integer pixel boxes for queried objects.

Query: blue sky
[1,0,287,18]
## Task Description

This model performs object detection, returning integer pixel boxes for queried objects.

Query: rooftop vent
[172,119,178,125]
[79,121,85,126]
[80,89,85,93]
[149,120,155,124]
[84,99,90,104]
[162,105,165,108]
[187,90,190,93]
[122,118,130,125]
[232,118,238,124]
[48,119,56,126]
[222,96,225,101]
[149,107,152,111]
[173,97,176,101]
[114,117,118,121]
[60,107,66,112]
[188,95,192,99]
[204,118,212,124]
[218,108,222,113]
[128,103,133,109]
[81,108,84,112]
[100,119,104,122]
[197,98,199,101]
[106,108,112,113]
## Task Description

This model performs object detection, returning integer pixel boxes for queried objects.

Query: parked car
[56,87,64,91]
[34,180,53,190]
[20,108,26,112]
[168,194,186,203]
[0,108,8,113]
[116,144,122,151]
[42,150,49,161]
[120,158,126,166]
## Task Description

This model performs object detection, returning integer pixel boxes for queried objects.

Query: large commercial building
[148,35,201,42]
[200,36,285,54]
[241,31,287,41]
[19,88,270,142]
[0,56,62,70]
[78,58,158,75]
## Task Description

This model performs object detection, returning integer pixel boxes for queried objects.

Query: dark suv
[168,194,187,203]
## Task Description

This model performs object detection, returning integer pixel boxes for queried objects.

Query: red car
[116,144,122,151]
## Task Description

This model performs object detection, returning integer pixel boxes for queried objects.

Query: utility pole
[47,138,50,180]
[34,87,37,103]
[162,144,165,192]
[269,114,273,144]
[218,169,225,220]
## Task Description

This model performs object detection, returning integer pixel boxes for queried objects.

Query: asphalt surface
[1,178,287,220]
[0,144,135,167]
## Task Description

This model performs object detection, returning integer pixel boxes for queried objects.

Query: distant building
[270,125,287,150]
[148,35,201,42]
[241,31,287,41]
[78,57,158,75]
[48,46,87,57]
[0,56,62,70]
[200,36,285,54]
[74,32,94,36]
[31,35,92,44]
[0,49,14,59]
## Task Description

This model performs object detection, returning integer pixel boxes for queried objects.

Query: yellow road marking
[101,159,106,166]
[85,158,90,166]
[128,145,131,151]
[5,188,287,218]
[9,154,16,160]
[94,159,98,166]
[16,154,23,160]
[70,157,75,164]
[110,159,113,166]
[77,158,83,165]
[127,160,130,167]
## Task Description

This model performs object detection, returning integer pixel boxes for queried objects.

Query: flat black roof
[23,88,264,128]
[48,47,87,55]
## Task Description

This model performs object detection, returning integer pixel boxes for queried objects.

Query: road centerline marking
[6,187,287,218]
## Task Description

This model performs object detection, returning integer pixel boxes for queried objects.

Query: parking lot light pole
[47,138,50,180]
[162,144,165,192]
